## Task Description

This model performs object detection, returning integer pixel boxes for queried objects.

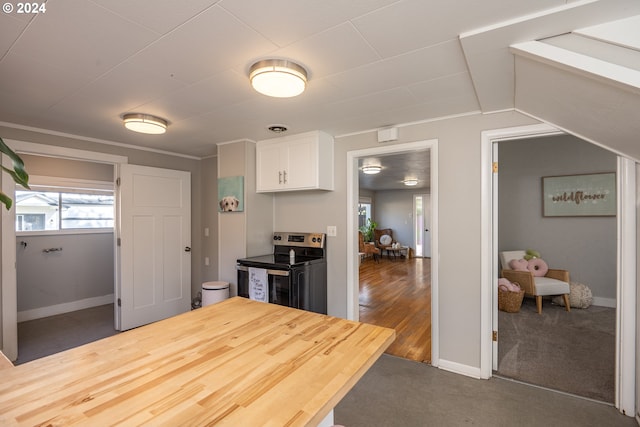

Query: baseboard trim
[592,297,616,308]
[438,359,482,379]
[18,294,114,322]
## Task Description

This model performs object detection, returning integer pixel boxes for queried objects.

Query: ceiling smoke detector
[268,125,288,133]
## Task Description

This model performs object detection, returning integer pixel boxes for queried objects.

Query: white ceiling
[1,0,639,161]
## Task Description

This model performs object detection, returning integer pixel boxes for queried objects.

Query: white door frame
[479,124,636,415]
[1,140,127,360]
[346,139,439,366]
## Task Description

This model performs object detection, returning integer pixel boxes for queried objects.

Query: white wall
[498,134,617,304]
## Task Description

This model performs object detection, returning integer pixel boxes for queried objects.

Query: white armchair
[500,250,570,314]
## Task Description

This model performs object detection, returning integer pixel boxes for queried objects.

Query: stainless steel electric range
[236,231,327,314]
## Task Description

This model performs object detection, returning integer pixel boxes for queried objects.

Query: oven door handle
[236,265,290,277]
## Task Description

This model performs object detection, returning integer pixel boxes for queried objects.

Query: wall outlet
[327,225,337,237]
[204,257,210,266]
[204,227,209,237]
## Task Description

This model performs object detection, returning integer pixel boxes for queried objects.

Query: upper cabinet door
[256,131,334,193]
[256,141,285,191]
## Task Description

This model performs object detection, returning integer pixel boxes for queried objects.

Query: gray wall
[498,135,617,303]
[17,233,113,311]
[374,189,416,250]
[22,154,113,181]
[217,141,273,296]
[201,156,219,285]
[272,110,540,369]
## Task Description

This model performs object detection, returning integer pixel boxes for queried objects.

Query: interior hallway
[359,256,431,363]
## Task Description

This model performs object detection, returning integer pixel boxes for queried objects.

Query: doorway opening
[479,124,636,415]
[1,140,126,361]
[495,134,617,403]
[347,138,439,366]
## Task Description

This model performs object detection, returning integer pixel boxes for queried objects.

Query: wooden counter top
[0,297,394,426]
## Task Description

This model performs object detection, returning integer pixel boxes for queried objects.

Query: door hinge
[117,237,121,246]
[492,330,498,342]
[117,298,121,307]
[492,162,498,173]
[116,177,121,186]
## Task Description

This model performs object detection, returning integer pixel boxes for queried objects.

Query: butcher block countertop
[0,297,395,426]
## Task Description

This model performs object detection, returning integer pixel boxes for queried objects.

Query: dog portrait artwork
[217,176,244,212]
[219,196,240,212]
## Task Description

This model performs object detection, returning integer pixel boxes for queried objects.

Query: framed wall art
[218,176,244,212]
[542,172,615,217]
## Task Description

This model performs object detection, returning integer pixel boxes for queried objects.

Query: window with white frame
[358,197,372,229]
[15,177,114,233]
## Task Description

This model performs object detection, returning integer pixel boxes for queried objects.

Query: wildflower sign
[542,172,616,217]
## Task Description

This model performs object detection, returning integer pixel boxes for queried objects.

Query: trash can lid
[202,281,229,290]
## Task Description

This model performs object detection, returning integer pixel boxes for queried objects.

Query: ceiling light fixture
[123,113,168,135]
[403,179,418,186]
[362,165,382,175]
[249,59,307,98]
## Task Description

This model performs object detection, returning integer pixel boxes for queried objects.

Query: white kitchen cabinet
[256,130,334,192]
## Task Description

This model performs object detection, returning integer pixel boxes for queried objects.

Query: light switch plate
[327,225,337,237]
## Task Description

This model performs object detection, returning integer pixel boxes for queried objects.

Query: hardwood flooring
[359,256,431,363]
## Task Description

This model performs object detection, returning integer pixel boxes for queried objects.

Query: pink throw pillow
[527,258,548,277]
[509,259,529,271]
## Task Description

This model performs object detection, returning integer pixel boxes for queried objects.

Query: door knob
[185,247,191,252]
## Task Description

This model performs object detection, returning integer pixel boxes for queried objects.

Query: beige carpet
[497,298,615,403]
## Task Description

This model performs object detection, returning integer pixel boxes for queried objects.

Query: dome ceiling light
[362,165,382,175]
[123,113,168,135]
[403,179,418,186]
[249,59,307,98]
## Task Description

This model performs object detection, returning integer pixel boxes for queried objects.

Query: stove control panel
[273,232,325,248]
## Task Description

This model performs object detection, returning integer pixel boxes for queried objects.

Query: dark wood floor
[359,256,431,363]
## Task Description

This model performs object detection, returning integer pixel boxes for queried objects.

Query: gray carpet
[334,354,634,427]
[497,298,615,403]
[15,304,119,365]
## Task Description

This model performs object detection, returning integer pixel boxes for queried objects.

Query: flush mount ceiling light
[403,179,418,186]
[123,113,168,135]
[362,165,382,175]
[249,59,307,98]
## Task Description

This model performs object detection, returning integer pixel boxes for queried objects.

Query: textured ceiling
[1,0,638,162]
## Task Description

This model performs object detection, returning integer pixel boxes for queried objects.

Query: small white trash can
[202,281,230,306]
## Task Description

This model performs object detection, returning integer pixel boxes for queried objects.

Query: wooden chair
[373,228,394,253]
[500,250,570,314]
[359,231,380,262]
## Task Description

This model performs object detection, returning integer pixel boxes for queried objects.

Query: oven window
[237,269,293,308]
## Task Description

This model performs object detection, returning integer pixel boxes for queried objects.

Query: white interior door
[413,194,431,258]
[118,164,191,331]
[422,194,431,258]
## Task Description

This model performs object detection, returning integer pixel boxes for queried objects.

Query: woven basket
[498,288,525,313]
